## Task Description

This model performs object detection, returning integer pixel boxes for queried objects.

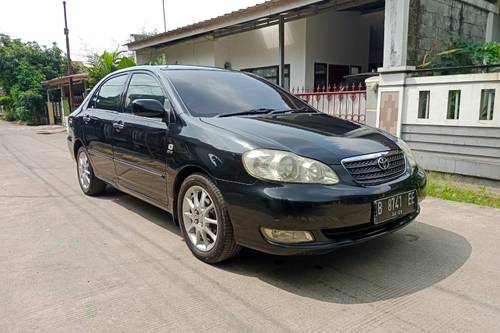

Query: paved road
[1,120,499,332]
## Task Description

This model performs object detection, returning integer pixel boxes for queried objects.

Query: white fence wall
[400,72,500,180]
[403,73,500,127]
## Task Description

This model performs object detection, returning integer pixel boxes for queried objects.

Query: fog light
[261,228,315,244]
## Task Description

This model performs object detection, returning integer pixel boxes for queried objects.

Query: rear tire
[178,173,241,263]
[76,147,106,196]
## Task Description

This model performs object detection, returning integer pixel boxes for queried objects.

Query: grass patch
[426,172,500,209]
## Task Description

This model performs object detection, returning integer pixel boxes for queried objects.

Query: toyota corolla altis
[68,65,426,263]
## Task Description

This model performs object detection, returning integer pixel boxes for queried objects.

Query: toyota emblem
[377,156,390,170]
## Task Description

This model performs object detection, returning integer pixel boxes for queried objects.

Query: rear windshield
[164,69,308,117]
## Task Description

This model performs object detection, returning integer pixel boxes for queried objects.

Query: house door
[52,102,62,125]
[328,65,350,86]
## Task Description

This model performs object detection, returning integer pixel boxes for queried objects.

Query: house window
[283,65,290,91]
[314,63,361,91]
[447,90,461,120]
[314,63,327,90]
[350,66,362,75]
[241,65,290,90]
[479,89,495,120]
[418,91,430,119]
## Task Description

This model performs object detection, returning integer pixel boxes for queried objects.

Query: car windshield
[164,69,309,117]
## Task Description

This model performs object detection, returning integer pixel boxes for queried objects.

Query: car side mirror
[163,99,175,124]
[131,99,165,118]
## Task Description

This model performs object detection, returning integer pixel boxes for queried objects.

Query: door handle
[113,121,125,130]
[82,114,91,123]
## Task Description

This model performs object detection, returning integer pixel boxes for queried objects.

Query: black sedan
[67,65,426,263]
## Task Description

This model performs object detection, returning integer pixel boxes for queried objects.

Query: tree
[86,51,136,87]
[0,34,66,123]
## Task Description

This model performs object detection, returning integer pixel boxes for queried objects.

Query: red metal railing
[293,83,367,123]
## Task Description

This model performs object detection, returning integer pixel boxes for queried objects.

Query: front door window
[124,73,166,113]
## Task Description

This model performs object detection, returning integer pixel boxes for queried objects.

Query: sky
[0,0,267,61]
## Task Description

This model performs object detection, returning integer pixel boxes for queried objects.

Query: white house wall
[137,39,216,67]
[167,39,216,66]
[305,10,370,89]
[214,19,307,89]
[135,20,307,88]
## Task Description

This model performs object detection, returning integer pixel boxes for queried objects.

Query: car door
[112,72,170,204]
[82,74,128,184]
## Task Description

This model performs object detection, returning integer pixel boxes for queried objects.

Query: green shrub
[420,42,500,69]
[14,107,32,123]
[10,88,43,123]
[3,108,16,121]
[0,95,11,107]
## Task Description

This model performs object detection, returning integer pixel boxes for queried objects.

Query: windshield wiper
[216,108,275,118]
[268,107,317,115]
[216,107,317,118]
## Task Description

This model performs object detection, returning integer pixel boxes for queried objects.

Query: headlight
[242,149,339,184]
[397,138,417,171]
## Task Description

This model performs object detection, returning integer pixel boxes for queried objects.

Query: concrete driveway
[0,120,499,332]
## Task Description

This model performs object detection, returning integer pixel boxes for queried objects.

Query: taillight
[68,116,73,127]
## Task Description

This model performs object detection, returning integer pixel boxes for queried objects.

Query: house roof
[126,0,381,51]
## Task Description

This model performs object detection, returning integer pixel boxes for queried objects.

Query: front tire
[77,147,106,196]
[178,173,241,263]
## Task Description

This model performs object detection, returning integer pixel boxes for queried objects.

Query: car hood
[201,113,399,165]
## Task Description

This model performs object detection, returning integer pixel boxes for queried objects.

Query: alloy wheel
[78,151,91,191]
[182,185,219,252]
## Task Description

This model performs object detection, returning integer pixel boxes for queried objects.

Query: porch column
[376,69,412,138]
[279,15,285,89]
[46,89,55,125]
[376,0,412,137]
[383,0,410,68]
[60,85,65,126]
[83,80,87,98]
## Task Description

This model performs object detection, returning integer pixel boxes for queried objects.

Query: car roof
[114,65,227,74]
[161,65,226,71]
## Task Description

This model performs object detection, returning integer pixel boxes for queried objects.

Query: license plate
[373,190,417,224]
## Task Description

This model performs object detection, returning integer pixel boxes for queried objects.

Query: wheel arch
[73,139,84,160]
[171,164,217,225]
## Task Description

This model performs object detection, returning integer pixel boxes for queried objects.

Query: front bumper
[67,135,74,159]
[218,166,426,255]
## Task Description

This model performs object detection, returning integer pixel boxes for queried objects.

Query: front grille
[342,150,406,186]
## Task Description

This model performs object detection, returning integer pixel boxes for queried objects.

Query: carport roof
[42,73,89,88]
[126,0,384,51]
